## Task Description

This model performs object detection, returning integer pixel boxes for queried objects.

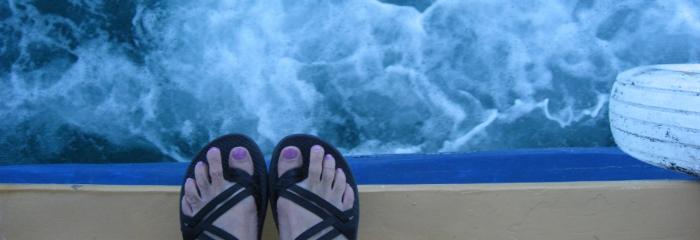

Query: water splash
[1,0,699,163]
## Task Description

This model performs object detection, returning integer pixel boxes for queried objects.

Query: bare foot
[275,145,355,240]
[181,147,258,239]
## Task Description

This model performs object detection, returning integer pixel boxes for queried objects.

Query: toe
[342,184,355,211]
[308,145,324,182]
[181,196,194,216]
[207,147,225,188]
[332,169,347,194]
[184,178,201,203]
[321,154,336,187]
[194,161,210,197]
[182,178,200,216]
[277,146,302,177]
[229,146,254,176]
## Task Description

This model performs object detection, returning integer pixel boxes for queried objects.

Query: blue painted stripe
[0,148,696,185]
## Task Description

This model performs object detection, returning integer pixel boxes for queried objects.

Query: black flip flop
[269,134,360,240]
[179,134,268,240]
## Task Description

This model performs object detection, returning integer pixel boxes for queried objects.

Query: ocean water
[1,0,699,164]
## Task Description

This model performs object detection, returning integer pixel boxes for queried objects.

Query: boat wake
[1,0,699,163]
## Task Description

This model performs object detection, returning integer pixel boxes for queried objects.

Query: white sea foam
[1,0,699,163]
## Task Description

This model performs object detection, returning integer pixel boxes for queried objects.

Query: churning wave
[1,0,699,163]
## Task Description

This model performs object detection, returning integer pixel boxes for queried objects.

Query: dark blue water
[1,0,699,163]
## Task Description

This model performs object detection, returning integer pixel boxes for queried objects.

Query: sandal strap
[288,185,350,222]
[231,169,263,206]
[318,228,342,240]
[275,168,304,190]
[190,184,243,223]
[182,180,253,240]
[295,217,336,239]
[276,170,356,240]
[204,225,239,240]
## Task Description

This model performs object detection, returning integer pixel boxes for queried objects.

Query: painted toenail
[282,148,298,159]
[312,145,322,152]
[232,147,247,160]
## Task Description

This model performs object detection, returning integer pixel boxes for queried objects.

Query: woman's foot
[181,147,259,239]
[275,145,356,240]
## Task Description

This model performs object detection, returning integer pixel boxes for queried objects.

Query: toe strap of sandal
[277,178,356,240]
[182,171,257,240]
[229,169,263,204]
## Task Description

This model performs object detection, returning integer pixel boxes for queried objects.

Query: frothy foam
[1,0,699,163]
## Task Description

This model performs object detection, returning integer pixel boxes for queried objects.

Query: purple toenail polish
[282,148,298,159]
[232,147,247,160]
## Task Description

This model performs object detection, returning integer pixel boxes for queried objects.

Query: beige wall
[0,181,699,240]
